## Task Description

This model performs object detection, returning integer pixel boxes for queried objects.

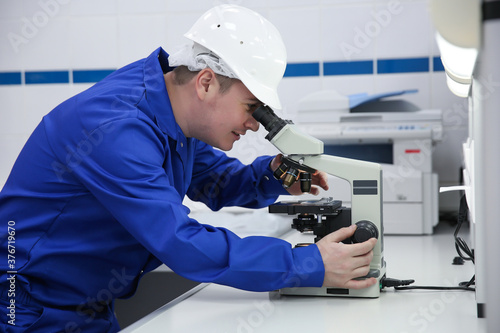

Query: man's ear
[195,68,219,100]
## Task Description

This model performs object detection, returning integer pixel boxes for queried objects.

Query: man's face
[198,80,261,151]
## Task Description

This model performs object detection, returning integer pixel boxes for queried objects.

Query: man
[0,5,376,332]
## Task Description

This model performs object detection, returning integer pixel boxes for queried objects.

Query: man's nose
[246,116,260,132]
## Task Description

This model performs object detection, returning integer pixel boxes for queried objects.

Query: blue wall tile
[284,62,320,77]
[0,72,22,85]
[25,71,70,84]
[377,58,429,74]
[324,60,373,76]
[73,70,116,83]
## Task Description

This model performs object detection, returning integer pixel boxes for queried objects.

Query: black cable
[452,194,475,289]
[394,285,475,292]
[459,275,475,288]
[381,277,414,288]
[454,194,474,264]
[380,277,475,292]
[383,194,476,293]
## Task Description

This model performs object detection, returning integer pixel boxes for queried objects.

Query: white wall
[0,0,466,211]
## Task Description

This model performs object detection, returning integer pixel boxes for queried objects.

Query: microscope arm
[290,154,383,265]
[264,115,383,228]
[253,105,384,270]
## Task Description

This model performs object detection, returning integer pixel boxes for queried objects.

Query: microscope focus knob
[352,220,379,243]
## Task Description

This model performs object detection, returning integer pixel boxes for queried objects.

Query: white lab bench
[121,216,486,333]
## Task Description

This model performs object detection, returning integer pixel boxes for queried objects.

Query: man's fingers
[351,249,374,268]
[270,154,283,171]
[351,238,378,257]
[312,171,329,191]
[309,186,320,196]
[344,277,378,290]
[323,225,357,243]
[317,225,378,289]
[322,226,377,254]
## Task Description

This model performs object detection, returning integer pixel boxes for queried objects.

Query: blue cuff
[287,244,325,288]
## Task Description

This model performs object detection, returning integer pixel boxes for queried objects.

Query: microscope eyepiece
[252,105,292,141]
[252,105,278,131]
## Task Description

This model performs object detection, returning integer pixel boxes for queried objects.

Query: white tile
[430,25,440,58]
[372,0,402,3]
[322,0,372,4]
[22,0,72,18]
[245,0,320,7]
[19,17,71,70]
[322,74,376,96]
[69,17,119,69]
[0,19,26,69]
[269,7,321,62]
[70,0,118,16]
[117,15,168,67]
[321,4,376,62]
[0,87,26,135]
[168,1,316,12]
[166,1,212,12]
[164,11,202,52]
[0,135,30,188]
[278,77,323,116]
[375,1,432,58]
[0,1,24,18]
[117,0,167,15]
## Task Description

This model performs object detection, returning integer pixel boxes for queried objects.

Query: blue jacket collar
[143,47,187,148]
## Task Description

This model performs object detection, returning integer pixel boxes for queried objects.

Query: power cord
[454,194,474,264]
[380,277,474,291]
[381,277,415,288]
[381,194,475,292]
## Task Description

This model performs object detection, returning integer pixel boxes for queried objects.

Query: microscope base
[279,271,385,298]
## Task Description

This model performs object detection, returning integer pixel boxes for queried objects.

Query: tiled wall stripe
[324,60,373,76]
[25,71,70,84]
[433,56,445,71]
[283,62,320,77]
[73,70,116,83]
[0,57,444,85]
[377,57,429,74]
[0,72,22,85]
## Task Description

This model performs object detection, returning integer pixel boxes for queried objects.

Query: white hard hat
[183,4,287,110]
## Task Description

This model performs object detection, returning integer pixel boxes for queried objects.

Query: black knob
[300,172,312,193]
[352,220,379,243]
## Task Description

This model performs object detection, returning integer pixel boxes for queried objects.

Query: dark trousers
[1,283,120,333]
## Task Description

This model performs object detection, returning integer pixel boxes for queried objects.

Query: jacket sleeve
[64,117,325,291]
[187,140,288,211]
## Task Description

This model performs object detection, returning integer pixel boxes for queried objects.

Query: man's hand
[270,154,329,195]
[316,225,378,289]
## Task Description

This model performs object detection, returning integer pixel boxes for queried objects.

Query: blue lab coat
[0,48,324,332]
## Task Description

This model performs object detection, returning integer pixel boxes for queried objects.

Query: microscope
[253,106,386,298]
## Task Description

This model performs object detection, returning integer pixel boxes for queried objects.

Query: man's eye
[247,104,258,112]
